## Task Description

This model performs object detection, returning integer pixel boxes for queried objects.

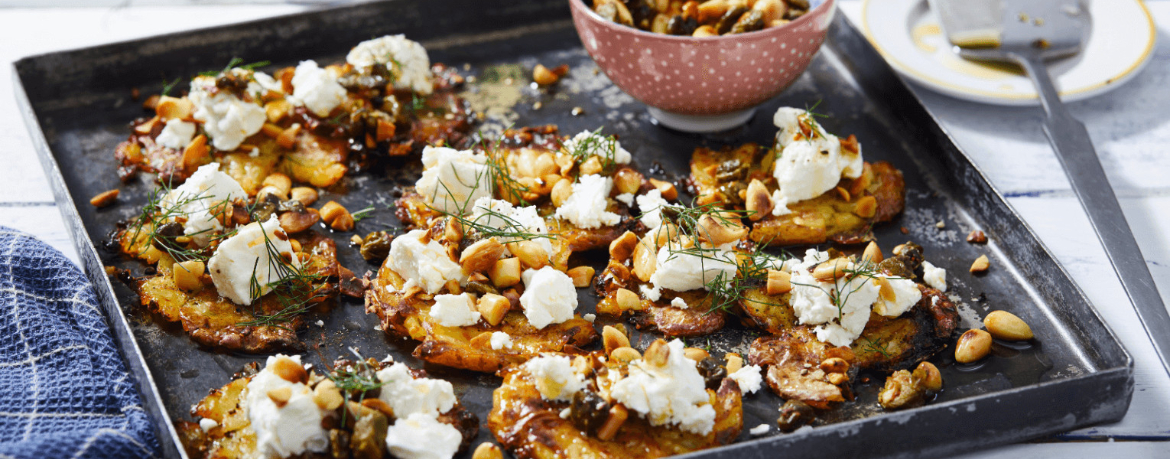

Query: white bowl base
[647,107,757,133]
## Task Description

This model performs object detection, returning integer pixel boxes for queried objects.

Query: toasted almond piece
[967,230,988,244]
[276,123,301,149]
[267,387,292,407]
[279,209,320,234]
[632,233,658,282]
[984,310,1033,341]
[376,119,396,142]
[154,96,194,120]
[745,179,773,221]
[862,241,883,263]
[827,372,848,386]
[970,254,990,273]
[261,123,283,138]
[693,24,718,37]
[602,325,630,354]
[613,168,644,195]
[444,279,462,295]
[644,339,671,367]
[567,266,595,288]
[290,187,318,206]
[265,100,291,123]
[684,347,709,361]
[835,186,851,202]
[579,156,603,176]
[182,135,210,172]
[477,294,511,326]
[610,346,641,363]
[312,379,344,410]
[766,269,792,295]
[469,331,494,349]
[596,404,629,441]
[616,288,643,311]
[725,353,744,374]
[812,258,851,281]
[173,260,206,292]
[262,173,292,197]
[853,195,877,218]
[507,240,549,269]
[533,64,560,85]
[875,276,896,303]
[609,231,638,262]
[90,189,120,208]
[473,443,503,459]
[697,0,729,23]
[461,238,506,274]
[649,178,678,200]
[270,356,308,384]
[913,361,943,391]
[319,201,347,224]
[955,329,992,363]
[819,357,849,374]
[361,398,395,418]
[551,178,574,207]
[489,258,522,288]
[695,212,748,245]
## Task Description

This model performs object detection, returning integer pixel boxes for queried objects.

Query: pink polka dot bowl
[569,0,836,132]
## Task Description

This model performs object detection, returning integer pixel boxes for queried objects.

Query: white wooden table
[2,2,1167,457]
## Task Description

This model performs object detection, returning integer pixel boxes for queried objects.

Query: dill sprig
[351,206,375,223]
[236,215,327,329]
[789,257,895,322]
[126,182,235,264]
[160,77,181,97]
[197,57,271,77]
[559,127,622,176]
[858,336,893,358]
[426,167,551,244]
[480,133,534,206]
[325,355,387,428]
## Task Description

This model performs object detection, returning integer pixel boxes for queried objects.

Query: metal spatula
[930,0,1170,377]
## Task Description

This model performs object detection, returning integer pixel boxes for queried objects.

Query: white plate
[859,0,1156,106]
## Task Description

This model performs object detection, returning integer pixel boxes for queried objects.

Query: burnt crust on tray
[688,142,905,246]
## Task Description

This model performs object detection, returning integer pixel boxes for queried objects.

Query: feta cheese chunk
[872,277,922,317]
[416,146,493,214]
[519,267,577,329]
[770,106,863,206]
[287,60,348,117]
[388,230,465,294]
[189,76,266,151]
[207,215,298,306]
[244,355,330,458]
[922,261,948,291]
[770,190,792,216]
[554,174,621,229]
[198,418,218,432]
[375,362,457,419]
[490,331,514,350]
[347,35,435,95]
[163,163,247,247]
[615,193,634,206]
[384,413,463,459]
[610,339,716,435]
[670,297,689,309]
[469,198,553,257]
[429,293,481,327]
[750,424,770,435]
[788,261,880,347]
[635,189,669,230]
[560,129,632,165]
[728,364,763,394]
[523,355,585,401]
[156,118,197,150]
[644,242,737,301]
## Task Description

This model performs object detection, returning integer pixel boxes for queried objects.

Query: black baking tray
[13,1,1133,458]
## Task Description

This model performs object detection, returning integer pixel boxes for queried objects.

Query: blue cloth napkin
[0,227,158,458]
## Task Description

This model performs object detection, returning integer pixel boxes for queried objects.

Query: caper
[569,390,611,435]
[777,399,815,432]
[150,222,186,254]
[359,231,394,262]
[696,356,727,390]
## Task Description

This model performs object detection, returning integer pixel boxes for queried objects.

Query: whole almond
[270,356,308,384]
[983,310,1033,341]
[955,329,992,363]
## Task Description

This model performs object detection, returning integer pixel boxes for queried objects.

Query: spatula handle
[1017,54,1170,377]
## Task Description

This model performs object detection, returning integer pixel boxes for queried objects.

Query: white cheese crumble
[287,60,348,117]
[519,267,577,329]
[429,293,481,327]
[252,71,283,94]
[670,297,689,309]
[770,106,863,205]
[750,424,770,435]
[244,355,330,458]
[490,331,514,350]
[163,163,247,247]
[922,261,948,291]
[560,130,632,165]
[615,193,634,206]
[375,362,456,419]
[635,189,669,230]
[583,313,596,323]
[554,174,621,229]
[347,35,435,95]
[469,197,553,257]
[207,215,298,306]
[188,76,266,151]
[728,364,763,394]
[873,277,922,317]
[770,190,793,216]
[388,229,465,294]
[156,118,196,150]
[416,146,493,214]
[198,418,218,432]
[788,261,879,347]
[384,412,463,459]
[644,242,738,302]
[523,354,585,401]
[610,339,716,435]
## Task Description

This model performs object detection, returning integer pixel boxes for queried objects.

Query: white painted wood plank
[0,205,79,266]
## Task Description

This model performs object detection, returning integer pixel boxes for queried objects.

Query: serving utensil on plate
[930,0,1170,377]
